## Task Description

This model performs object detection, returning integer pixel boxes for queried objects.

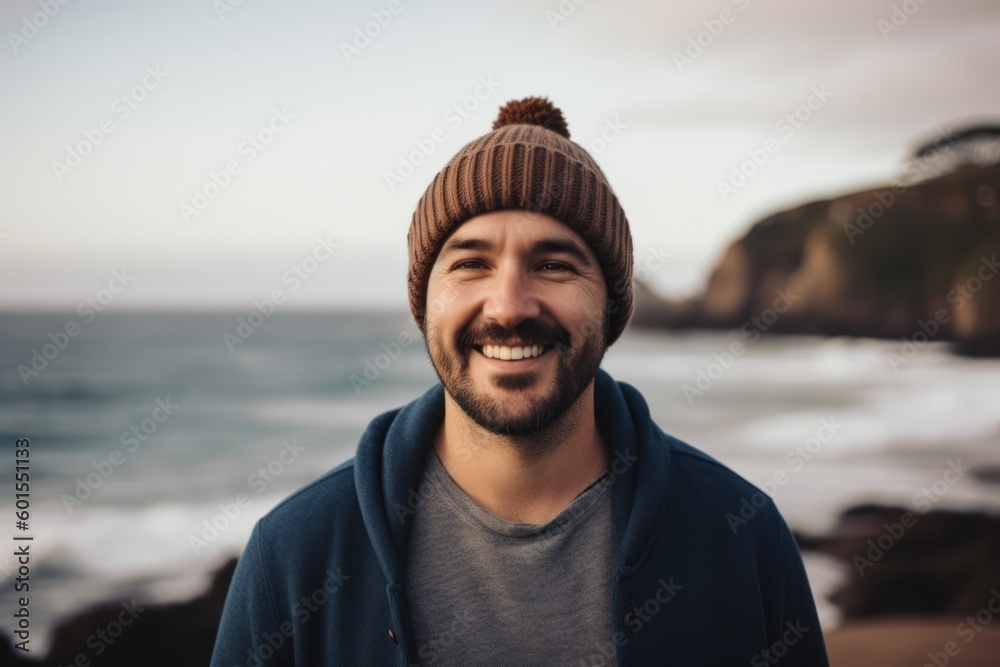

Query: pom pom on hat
[492,96,570,139]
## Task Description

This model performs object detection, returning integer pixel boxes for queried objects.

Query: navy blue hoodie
[211,368,830,666]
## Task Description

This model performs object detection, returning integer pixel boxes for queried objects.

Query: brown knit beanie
[407,96,633,346]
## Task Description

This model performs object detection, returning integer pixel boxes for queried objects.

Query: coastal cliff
[633,162,1000,355]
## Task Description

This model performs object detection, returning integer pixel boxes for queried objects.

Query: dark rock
[972,466,1000,485]
[795,505,1000,619]
[28,558,236,667]
[0,631,42,665]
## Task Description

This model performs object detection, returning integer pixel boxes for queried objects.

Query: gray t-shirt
[405,447,619,666]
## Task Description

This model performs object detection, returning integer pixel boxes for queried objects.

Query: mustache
[457,320,570,350]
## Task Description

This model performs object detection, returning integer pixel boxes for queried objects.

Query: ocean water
[1,310,999,651]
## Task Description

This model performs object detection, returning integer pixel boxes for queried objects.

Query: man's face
[424,210,609,437]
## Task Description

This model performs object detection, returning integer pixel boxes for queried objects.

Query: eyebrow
[439,236,593,268]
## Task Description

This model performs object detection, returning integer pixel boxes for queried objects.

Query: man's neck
[432,381,610,525]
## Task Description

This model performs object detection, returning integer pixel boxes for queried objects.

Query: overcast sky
[2,0,998,309]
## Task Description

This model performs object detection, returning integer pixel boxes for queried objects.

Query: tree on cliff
[911,124,1000,177]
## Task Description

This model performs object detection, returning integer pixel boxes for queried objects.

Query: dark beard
[424,314,608,438]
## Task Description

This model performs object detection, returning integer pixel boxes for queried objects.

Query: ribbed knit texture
[407,98,634,346]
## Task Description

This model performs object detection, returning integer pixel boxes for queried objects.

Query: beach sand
[826,617,1000,667]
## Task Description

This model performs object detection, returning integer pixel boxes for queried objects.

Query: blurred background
[1,0,999,664]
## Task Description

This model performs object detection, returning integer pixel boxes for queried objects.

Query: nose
[481,263,541,330]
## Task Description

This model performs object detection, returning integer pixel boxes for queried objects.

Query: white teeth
[481,344,546,360]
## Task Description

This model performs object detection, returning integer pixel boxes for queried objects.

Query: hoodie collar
[354,367,671,585]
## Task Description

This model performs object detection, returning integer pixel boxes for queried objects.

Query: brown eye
[453,260,485,270]
[539,262,572,272]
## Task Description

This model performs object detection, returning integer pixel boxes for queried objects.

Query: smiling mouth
[471,344,554,360]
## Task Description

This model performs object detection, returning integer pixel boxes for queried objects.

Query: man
[211,97,829,666]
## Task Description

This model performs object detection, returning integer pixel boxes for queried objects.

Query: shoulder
[666,434,764,500]
[657,429,789,544]
[239,457,376,607]
[255,458,362,545]
[642,430,803,594]
[613,375,784,534]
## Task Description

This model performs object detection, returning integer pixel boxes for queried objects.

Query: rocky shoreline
[795,505,1000,620]
[1,560,236,667]
[802,504,1000,665]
